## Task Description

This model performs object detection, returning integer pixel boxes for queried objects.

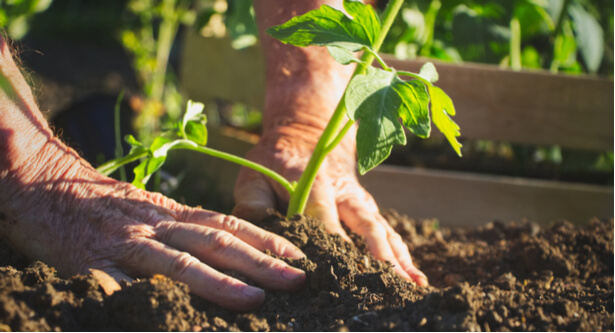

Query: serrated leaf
[394,80,431,138]
[266,0,380,53]
[132,137,171,189]
[342,0,380,45]
[345,67,407,174]
[418,62,439,83]
[125,135,147,155]
[327,45,362,65]
[428,86,462,156]
[185,121,208,146]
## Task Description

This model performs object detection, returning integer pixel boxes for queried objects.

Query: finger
[233,168,277,223]
[382,222,429,287]
[124,238,265,311]
[181,211,305,259]
[305,184,351,243]
[338,194,413,281]
[154,221,305,291]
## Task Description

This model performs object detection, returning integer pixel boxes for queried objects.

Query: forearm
[0,40,55,173]
[253,0,357,148]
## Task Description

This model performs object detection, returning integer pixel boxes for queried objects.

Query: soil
[0,212,612,331]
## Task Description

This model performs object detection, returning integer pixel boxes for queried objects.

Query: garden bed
[1,212,612,331]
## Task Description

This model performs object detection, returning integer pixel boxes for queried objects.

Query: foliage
[0,0,52,39]
[100,0,461,217]
[121,0,199,144]
[380,0,612,75]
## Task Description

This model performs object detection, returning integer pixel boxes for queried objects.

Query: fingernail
[241,286,264,298]
[282,267,305,283]
[414,274,429,287]
[284,246,306,259]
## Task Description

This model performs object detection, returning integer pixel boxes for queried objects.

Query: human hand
[233,122,428,287]
[0,38,305,311]
[0,146,305,311]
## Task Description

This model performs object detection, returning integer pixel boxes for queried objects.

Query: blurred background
[2,0,613,220]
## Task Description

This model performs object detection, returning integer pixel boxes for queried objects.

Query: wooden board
[360,165,613,227]
[203,127,613,227]
[382,56,614,151]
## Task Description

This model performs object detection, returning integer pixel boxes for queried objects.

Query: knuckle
[355,219,387,238]
[115,222,155,240]
[152,221,175,243]
[205,230,236,253]
[168,251,197,278]
[219,215,241,236]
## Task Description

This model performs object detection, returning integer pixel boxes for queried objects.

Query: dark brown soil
[0,212,613,331]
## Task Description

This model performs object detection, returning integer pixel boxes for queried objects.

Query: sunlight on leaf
[428,86,462,156]
[266,0,380,63]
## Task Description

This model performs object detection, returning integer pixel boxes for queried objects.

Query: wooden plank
[382,56,614,151]
[181,34,613,151]
[360,165,613,227]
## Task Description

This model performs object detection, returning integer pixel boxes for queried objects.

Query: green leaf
[182,100,205,131]
[346,67,432,174]
[327,45,362,65]
[125,135,147,154]
[185,121,208,146]
[428,86,462,156]
[568,4,603,73]
[266,0,380,53]
[180,100,208,145]
[394,80,431,138]
[132,137,171,189]
[418,62,439,83]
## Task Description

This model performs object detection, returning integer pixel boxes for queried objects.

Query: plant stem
[549,0,572,72]
[176,142,296,195]
[114,91,127,182]
[510,15,522,71]
[97,139,296,195]
[419,0,441,57]
[286,0,405,218]
[150,0,178,103]
[97,151,149,176]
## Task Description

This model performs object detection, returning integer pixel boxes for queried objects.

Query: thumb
[232,168,277,223]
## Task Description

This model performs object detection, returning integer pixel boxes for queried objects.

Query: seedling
[97,0,461,219]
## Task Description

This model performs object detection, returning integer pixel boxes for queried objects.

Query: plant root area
[0,212,612,331]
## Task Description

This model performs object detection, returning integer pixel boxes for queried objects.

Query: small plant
[98,0,461,218]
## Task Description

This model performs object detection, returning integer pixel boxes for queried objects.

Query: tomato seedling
[98,0,461,219]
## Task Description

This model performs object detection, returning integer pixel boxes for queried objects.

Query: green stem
[363,46,390,71]
[175,142,296,195]
[324,120,355,155]
[396,70,434,87]
[419,0,441,57]
[550,0,571,72]
[97,139,296,196]
[97,151,148,176]
[553,0,571,37]
[151,0,178,102]
[286,0,405,218]
[510,15,522,71]
[114,91,127,182]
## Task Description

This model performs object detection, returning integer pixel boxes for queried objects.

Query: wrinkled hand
[233,128,428,287]
[0,38,305,311]
[0,141,305,311]
[0,147,305,311]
